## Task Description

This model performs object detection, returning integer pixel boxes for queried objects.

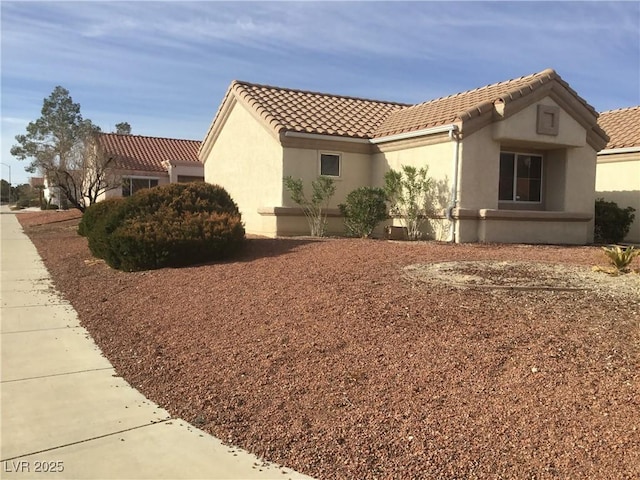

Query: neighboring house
[30,174,63,207]
[97,133,203,200]
[199,68,608,244]
[596,107,640,243]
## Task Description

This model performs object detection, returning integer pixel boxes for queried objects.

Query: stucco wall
[457,131,501,210]
[596,155,640,243]
[274,147,371,236]
[282,148,371,209]
[563,145,597,213]
[203,100,283,236]
[493,98,586,148]
[477,218,590,245]
[167,163,204,183]
[372,139,456,240]
[454,96,596,244]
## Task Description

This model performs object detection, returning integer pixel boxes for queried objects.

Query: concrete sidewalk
[0,209,313,479]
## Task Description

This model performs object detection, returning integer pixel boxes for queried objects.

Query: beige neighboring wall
[164,160,204,183]
[202,99,284,236]
[596,152,640,243]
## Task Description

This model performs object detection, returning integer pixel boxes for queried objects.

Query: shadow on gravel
[235,237,322,262]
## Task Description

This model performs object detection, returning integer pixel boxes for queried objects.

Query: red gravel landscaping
[17,211,640,479]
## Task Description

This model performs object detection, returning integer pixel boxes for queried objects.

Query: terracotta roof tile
[99,133,201,173]
[227,69,601,142]
[598,106,640,149]
[374,69,589,137]
[231,81,408,139]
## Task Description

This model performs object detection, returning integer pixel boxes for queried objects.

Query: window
[122,177,159,197]
[320,153,341,177]
[499,152,542,202]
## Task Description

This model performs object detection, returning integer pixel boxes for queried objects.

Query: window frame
[498,151,543,204]
[122,176,160,197]
[319,152,342,178]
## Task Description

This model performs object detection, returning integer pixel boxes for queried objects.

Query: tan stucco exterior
[201,82,606,244]
[596,151,640,243]
[163,160,204,183]
[202,98,284,236]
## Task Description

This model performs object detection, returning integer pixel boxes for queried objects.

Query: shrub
[78,198,126,237]
[384,165,436,240]
[601,245,639,273]
[16,198,30,209]
[86,183,245,271]
[339,187,388,238]
[283,176,336,237]
[105,211,245,271]
[594,198,636,244]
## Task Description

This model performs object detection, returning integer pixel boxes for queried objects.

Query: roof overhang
[597,146,640,155]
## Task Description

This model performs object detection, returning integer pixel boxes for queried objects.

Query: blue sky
[2,1,639,185]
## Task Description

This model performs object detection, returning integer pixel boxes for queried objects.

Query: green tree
[10,86,120,211]
[384,165,436,240]
[283,176,336,237]
[0,179,11,203]
[114,122,132,135]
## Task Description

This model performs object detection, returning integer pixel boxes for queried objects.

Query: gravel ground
[17,211,640,480]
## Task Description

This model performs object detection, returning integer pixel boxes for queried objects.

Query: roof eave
[598,146,640,155]
[198,82,241,162]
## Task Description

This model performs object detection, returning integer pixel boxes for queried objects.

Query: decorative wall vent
[537,105,560,135]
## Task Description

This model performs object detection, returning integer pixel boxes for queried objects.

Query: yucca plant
[601,245,640,273]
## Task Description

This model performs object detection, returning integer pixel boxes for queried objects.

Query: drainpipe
[447,126,461,242]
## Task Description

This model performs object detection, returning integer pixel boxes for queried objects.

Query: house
[199,68,609,244]
[97,133,203,200]
[596,107,640,243]
[29,175,63,207]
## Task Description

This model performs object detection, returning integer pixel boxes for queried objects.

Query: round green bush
[86,183,245,271]
[339,187,388,238]
[594,198,636,244]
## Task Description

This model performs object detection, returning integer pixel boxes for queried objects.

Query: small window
[320,153,340,177]
[122,177,159,197]
[498,152,542,203]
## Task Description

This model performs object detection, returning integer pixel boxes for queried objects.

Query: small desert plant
[600,245,639,274]
[594,198,635,244]
[283,175,336,237]
[339,187,388,238]
[384,165,436,240]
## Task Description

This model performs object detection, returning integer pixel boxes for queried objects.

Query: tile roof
[375,68,591,137]
[99,133,201,173]
[227,68,599,140]
[231,81,408,139]
[597,106,640,150]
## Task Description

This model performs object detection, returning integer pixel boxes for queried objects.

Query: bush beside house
[594,198,636,244]
[81,183,245,271]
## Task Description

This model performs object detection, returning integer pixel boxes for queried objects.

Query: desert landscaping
[16,210,640,479]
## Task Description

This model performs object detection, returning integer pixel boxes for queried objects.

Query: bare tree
[11,86,122,211]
